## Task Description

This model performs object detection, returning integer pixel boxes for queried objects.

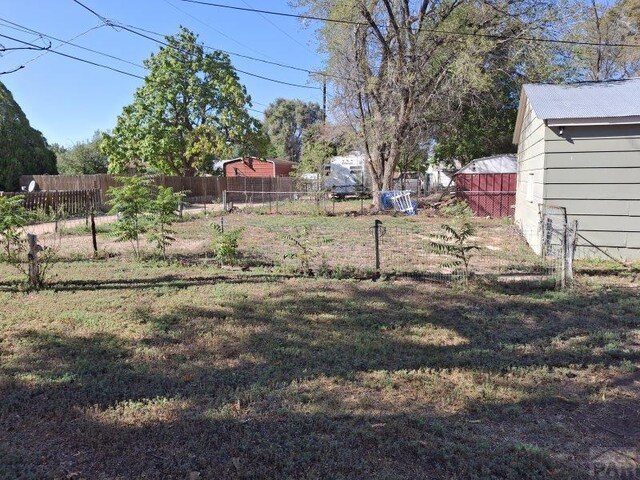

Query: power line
[179,0,640,49]
[160,0,281,63]
[69,0,322,89]
[0,32,144,79]
[0,16,325,84]
[0,18,140,69]
[239,0,313,54]
[116,23,320,90]
[0,65,25,75]
[120,23,340,83]
[70,0,115,29]
[123,23,336,83]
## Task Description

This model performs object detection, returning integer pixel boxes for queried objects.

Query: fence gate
[540,205,578,288]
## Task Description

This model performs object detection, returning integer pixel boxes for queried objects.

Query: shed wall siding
[224,159,274,177]
[514,100,546,253]
[543,124,640,260]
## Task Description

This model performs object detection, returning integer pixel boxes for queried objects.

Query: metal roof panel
[524,78,640,120]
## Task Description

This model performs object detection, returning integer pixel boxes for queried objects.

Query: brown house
[222,157,294,177]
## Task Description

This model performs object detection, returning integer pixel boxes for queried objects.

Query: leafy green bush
[107,176,153,259]
[211,222,244,264]
[430,221,480,278]
[148,186,186,258]
[0,195,30,262]
[440,199,473,218]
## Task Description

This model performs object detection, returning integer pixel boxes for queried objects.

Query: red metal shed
[453,154,517,217]
[223,157,294,177]
[455,173,516,217]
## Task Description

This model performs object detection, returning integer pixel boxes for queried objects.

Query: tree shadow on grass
[0,273,300,293]
[1,283,639,478]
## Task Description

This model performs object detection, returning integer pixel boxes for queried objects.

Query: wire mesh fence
[21,210,565,287]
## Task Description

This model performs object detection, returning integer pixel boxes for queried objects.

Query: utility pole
[322,76,327,125]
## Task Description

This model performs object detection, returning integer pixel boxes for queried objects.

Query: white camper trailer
[323,152,370,196]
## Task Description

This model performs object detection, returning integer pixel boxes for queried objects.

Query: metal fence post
[374,219,382,276]
[222,190,227,211]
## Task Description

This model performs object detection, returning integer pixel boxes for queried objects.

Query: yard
[0,210,639,478]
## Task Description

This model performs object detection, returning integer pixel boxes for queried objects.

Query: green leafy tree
[0,81,56,191]
[55,131,109,175]
[430,222,480,278]
[295,0,560,208]
[264,98,323,163]
[298,123,357,178]
[0,195,30,261]
[102,27,263,176]
[433,82,518,167]
[107,176,153,259]
[564,0,640,81]
[148,186,186,258]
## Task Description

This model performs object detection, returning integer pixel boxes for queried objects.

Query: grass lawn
[40,209,549,280]
[0,212,639,478]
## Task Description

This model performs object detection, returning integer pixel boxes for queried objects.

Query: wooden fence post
[560,220,578,289]
[91,210,98,256]
[27,234,41,288]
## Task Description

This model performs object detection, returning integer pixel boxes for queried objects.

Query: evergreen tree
[0,81,56,191]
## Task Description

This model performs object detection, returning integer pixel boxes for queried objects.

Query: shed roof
[513,78,640,144]
[524,78,640,120]
[456,154,517,175]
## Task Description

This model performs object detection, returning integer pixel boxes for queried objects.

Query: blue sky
[0,0,324,147]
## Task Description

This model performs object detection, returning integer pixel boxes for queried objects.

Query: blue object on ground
[380,191,418,215]
[380,191,397,210]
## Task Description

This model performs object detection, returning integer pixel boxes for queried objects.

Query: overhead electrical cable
[160,0,281,63]
[115,23,321,89]
[69,0,322,89]
[178,0,640,49]
[0,32,144,79]
[121,23,338,81]
[239,0,313,54]
[0,18,140,69]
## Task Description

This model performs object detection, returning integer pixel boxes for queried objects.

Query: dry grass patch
[0,231,639,478]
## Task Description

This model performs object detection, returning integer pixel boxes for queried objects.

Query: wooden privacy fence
[19,174,303,204]
[454,173,516,217]
[0,189,101,216]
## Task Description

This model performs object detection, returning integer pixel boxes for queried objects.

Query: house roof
[513,78,640,143]
[269,158,295,166]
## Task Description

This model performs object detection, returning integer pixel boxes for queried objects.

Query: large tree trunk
[368,142,400,211]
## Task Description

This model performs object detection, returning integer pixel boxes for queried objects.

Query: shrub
[107,176,153,259]
[440,199,473,218]
[0,195,30,262]
[148,186,186,258]
[283,226,315,275]
[430,221,480,278]
[211,222,244,264]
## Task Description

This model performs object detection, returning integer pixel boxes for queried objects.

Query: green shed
[513,79,640,260]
